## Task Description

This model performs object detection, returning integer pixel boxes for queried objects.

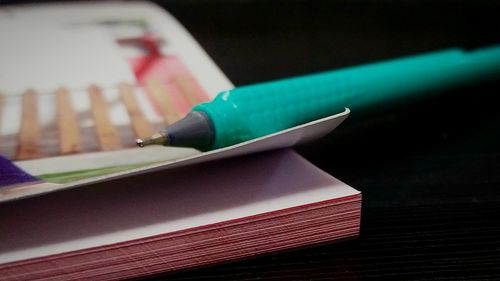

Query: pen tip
[136,139,144,147]
[135,132,168,148]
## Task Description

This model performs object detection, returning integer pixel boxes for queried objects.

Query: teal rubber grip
[194,45,500,149]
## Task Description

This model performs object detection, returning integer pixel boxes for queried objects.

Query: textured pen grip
[195,72,350,148]
[194,46,500,149]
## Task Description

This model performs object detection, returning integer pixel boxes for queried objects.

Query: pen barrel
[194,46,500,149]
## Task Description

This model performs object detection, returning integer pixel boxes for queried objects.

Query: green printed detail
[39,163,153,184]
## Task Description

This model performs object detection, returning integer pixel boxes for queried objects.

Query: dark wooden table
[153,1,500,280]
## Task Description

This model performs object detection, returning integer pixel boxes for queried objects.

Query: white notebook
[0,2,361,280]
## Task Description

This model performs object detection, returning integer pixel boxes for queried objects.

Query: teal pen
[137,45,500,151]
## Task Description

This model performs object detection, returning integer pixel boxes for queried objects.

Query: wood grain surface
[16,90,42,160]
[88,85,122,150]
[146,78,181,125]
[118,82,154,139]
[56,87,81,154]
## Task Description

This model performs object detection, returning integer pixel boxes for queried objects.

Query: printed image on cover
[0,19,210,184]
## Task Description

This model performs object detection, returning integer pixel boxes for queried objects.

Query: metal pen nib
[136,132,168,147]
[134,112,214,151]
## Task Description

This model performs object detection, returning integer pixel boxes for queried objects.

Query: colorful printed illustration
[0,5,232,198]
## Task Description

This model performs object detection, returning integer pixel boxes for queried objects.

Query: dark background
[5,0,500,280]
[157,1,500,280]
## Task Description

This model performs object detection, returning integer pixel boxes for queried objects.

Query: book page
[0,23,135,95]
[0,2,350,202]
[0,149,360,264]
[0,2,230,191]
